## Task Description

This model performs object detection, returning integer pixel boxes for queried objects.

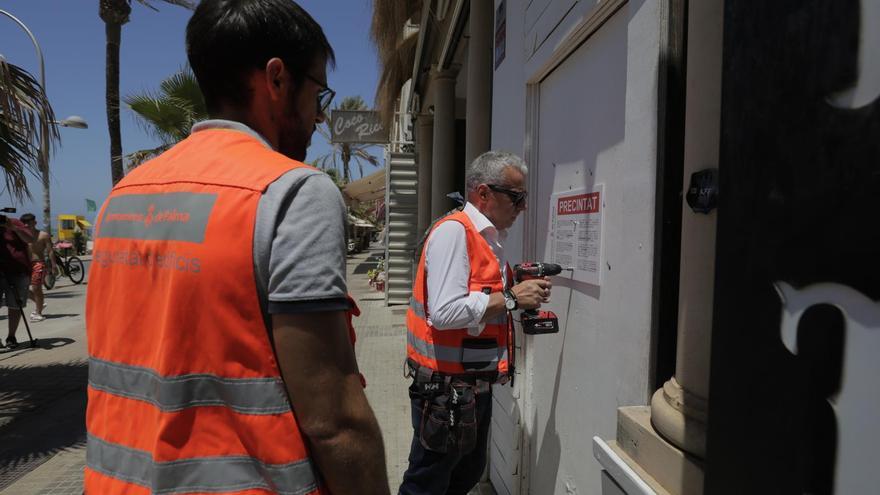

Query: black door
[705,1,878,494]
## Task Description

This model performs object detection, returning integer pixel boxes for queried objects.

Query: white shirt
[424,202,508,336]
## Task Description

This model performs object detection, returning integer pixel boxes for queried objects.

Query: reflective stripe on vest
[89,357,291,415]
[406,331,509,371]
[409,298,508,326]
[87,434,318,495]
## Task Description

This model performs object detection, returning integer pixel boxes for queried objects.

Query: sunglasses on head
[304,74,335,114]
[487,184,528,207]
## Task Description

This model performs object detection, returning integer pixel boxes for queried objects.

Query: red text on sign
[557,192,600,215]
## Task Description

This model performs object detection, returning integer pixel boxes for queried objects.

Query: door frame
[519,0,688,491]
[520,1,629,493]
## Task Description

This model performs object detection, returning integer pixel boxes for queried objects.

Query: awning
[77,219,92,228]
[343,168,386,203]
[348,214,376,229]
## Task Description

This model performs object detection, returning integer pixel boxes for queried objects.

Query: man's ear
[475,184,490,202]
[264,57,288,102]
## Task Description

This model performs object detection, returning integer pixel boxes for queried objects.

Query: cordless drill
[512,262,569,334]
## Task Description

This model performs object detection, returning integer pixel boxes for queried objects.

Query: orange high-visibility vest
[85,128,327,495]
[406,210,512,378]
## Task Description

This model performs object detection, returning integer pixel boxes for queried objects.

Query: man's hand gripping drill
[511,262,572,334]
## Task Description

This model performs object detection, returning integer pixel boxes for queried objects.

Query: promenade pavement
[0,248,495,494]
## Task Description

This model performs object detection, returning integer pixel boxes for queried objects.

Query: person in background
[19,213,55,322]
[0,215,34,349]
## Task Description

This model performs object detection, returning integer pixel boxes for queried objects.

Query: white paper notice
[549,185,604,285]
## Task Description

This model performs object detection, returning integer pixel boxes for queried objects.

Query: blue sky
[0,0,381,225]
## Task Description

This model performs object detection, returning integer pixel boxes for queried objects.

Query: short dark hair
[186,0,335,114]
[19,213,36,224]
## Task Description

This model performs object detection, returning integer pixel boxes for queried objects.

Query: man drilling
[400,151,552,495]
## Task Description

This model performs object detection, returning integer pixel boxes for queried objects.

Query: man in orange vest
[85,1,389,494]
[400,151,552,495]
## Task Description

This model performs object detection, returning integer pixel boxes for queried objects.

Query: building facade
[374,0,880,493]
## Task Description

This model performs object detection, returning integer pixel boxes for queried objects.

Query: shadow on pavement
[0,340,77,365]
[353,261,381,275]
[352,251,386,276]
[33,337,76,350]
[0,361,87,490]
[41,314,79,320]
[0,313,79,323]
[42,290,81,299]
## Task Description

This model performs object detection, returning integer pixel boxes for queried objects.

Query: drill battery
[522,309,560,334]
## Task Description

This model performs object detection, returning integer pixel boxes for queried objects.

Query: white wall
[491,1,660,494]
[490,2,531,493]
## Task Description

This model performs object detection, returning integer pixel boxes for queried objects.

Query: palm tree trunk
[40,127,52,236]
[105,21,124,185]
[342,145,351,184]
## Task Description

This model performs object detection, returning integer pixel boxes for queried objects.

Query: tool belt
[406,359,489,454]
[405,358,496,395]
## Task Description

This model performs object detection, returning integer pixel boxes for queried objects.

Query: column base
[614,406,704,495]
[650,377,707,458]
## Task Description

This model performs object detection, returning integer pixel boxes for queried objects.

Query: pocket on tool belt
[461,338,498,371]
[454,389,478,454]
[419,396,452,453]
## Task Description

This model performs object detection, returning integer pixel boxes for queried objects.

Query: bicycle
[42,242,85,290]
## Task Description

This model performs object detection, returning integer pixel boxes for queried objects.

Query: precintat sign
[549,186,605,286]
[330,110,389,144]
[557,192,600,215]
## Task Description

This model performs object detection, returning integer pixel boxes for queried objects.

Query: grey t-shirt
[192,120,349,316]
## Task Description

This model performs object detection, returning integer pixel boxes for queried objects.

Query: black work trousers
[398,386,493,495]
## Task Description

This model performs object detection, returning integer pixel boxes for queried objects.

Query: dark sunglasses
[304,74,335,114]
[487,184,528,207]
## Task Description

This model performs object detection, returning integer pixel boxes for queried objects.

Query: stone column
[416,114,434,236]
[431,68,457,219]
[465,0,493,165]
[650,0,724,460]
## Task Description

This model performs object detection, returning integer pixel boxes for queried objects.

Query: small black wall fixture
[685,168,719,214]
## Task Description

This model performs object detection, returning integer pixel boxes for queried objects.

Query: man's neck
[210,109,277,149]
[464,202,500,233]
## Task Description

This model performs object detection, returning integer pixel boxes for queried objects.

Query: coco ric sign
[330,110,389,144]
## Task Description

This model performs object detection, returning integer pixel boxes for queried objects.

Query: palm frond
[316,122,332,141]
[124,66,205,146]
[336,96,367,111]
[353,147,381,167]
[159,68,206,116]
[124,93,189,143]
[125,143,171,171]
[134,0,196,12]
[375,32,418,128]
[371,0,421,63]
[0,57,59,201]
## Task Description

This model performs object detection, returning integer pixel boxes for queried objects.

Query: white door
[522,4,657,494]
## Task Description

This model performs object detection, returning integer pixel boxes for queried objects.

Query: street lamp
[56,116,89,129]
[0,9,88,237]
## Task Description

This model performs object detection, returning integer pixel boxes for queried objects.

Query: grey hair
[465,151,528,194]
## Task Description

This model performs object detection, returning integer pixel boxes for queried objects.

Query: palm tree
[0,56,58,201]
[315,96,382,184]
[100,0,194,185]
[124,66,207,170]
[371,0,420,127]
